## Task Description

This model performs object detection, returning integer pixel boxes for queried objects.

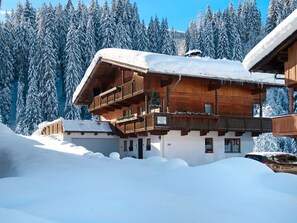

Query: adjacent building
[73,48,283,165]
[243,9,297,138]
[40,118,119,156]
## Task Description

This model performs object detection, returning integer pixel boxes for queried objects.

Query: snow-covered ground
[1,123,297,223]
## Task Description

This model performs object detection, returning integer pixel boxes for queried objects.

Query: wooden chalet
[243,9,297,137]
[73,48,283,165]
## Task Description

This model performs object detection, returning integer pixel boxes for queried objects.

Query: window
[124,141,127,151]
[205,138,213,153]
[123,108,132,117]
[224,139,241,153]
[137,105,144,116]
[205,104,213,114]
[146,138,151,151]
[129,140,133,151]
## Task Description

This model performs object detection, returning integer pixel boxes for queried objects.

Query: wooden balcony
[115,112,272,136]
[88,79,144,114]
[272,114,297,137]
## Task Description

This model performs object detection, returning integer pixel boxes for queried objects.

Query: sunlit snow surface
[1,123,297,223]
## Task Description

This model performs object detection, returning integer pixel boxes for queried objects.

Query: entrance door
[138,138,143,159]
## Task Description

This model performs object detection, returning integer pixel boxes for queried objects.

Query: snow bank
[243,9,297,71]
[1,123,297,223]
[73,48,284,103]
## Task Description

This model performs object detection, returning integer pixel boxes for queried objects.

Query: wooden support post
[259,92,263,118]
[145,94,148,114]
[166,86,170,112]
[215,89,218,115]
[289,88,294,114]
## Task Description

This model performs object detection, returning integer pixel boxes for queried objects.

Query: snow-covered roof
[40,118,112,133]
[243,9,297,71]
[73,48,284,103]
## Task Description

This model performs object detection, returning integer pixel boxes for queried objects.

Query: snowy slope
[73,48,284,103]
[1,123,297,223]
[243,9,297,71]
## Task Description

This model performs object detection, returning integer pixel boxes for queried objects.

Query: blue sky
[0,0,270,31]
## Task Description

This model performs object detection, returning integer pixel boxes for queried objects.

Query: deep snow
[1,123,297,223]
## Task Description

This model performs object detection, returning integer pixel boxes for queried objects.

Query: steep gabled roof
[73,48,284,104]
[243,9,297,72]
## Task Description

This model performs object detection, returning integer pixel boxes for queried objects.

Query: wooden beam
[138,132,148,137]
[218,131,227,136]
[200,130,209,136]
[181,130,189,136]
[260,93,263,118]
[252,132,260,137]
[208,83,222,91]
[128,133,138,138]
[251,88,266,95]
[150,130,168,136]
[278,50,288,63]
[161,78,173,87]
[235,132,244,136]
[289,88,294,114]
[215,89,218,115]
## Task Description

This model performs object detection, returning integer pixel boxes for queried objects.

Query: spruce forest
[0,0,296,153]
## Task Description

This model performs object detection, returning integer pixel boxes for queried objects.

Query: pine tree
[85,14,97,67]
[100,1,116,49]
[114,17,132,49]
[203,21,215,58]
[266,0,278,34]
[64,21,82,120]
[217,20,230,59]
[147,17,158,52]
[37,4,59,122]
[23,36,42,135]
[232,30,244,61]
[0,25,14,126]
[136,20,149,51]
[15,75,26,134]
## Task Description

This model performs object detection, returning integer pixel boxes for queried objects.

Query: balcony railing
[272,114,297,137]
[115,112,272,136]
[88,79,144,113]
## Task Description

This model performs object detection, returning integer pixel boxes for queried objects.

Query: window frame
[205,138,214,153]
[224,138,241,153]
[123,140,127,151]
[204,103,213,114]
[146,138,151,151]
[129,140,133,151]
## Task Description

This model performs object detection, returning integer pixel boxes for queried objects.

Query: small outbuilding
[40,118,119,156]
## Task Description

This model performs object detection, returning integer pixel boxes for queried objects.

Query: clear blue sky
[0,0,270,31]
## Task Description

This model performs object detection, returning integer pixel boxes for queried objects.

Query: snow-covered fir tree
[0,25,14,126]
[64,21,82,120]
[100,1,116,49]
[23,37,42,135]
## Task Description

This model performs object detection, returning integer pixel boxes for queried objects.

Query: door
[138,138,143,159]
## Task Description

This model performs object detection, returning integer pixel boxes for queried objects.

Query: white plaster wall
[163,131,254,166]
[61,133,119,156]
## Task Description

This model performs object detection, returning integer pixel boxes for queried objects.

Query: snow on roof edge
[73,48,284,104]
[37,118,112,134]
[243,9,297,71]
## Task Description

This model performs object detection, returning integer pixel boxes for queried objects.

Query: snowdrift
[1,123,297,223]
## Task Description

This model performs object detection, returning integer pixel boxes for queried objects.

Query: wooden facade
[74,59,273,137]
[246,14,297,137]
[285,42,297,87]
